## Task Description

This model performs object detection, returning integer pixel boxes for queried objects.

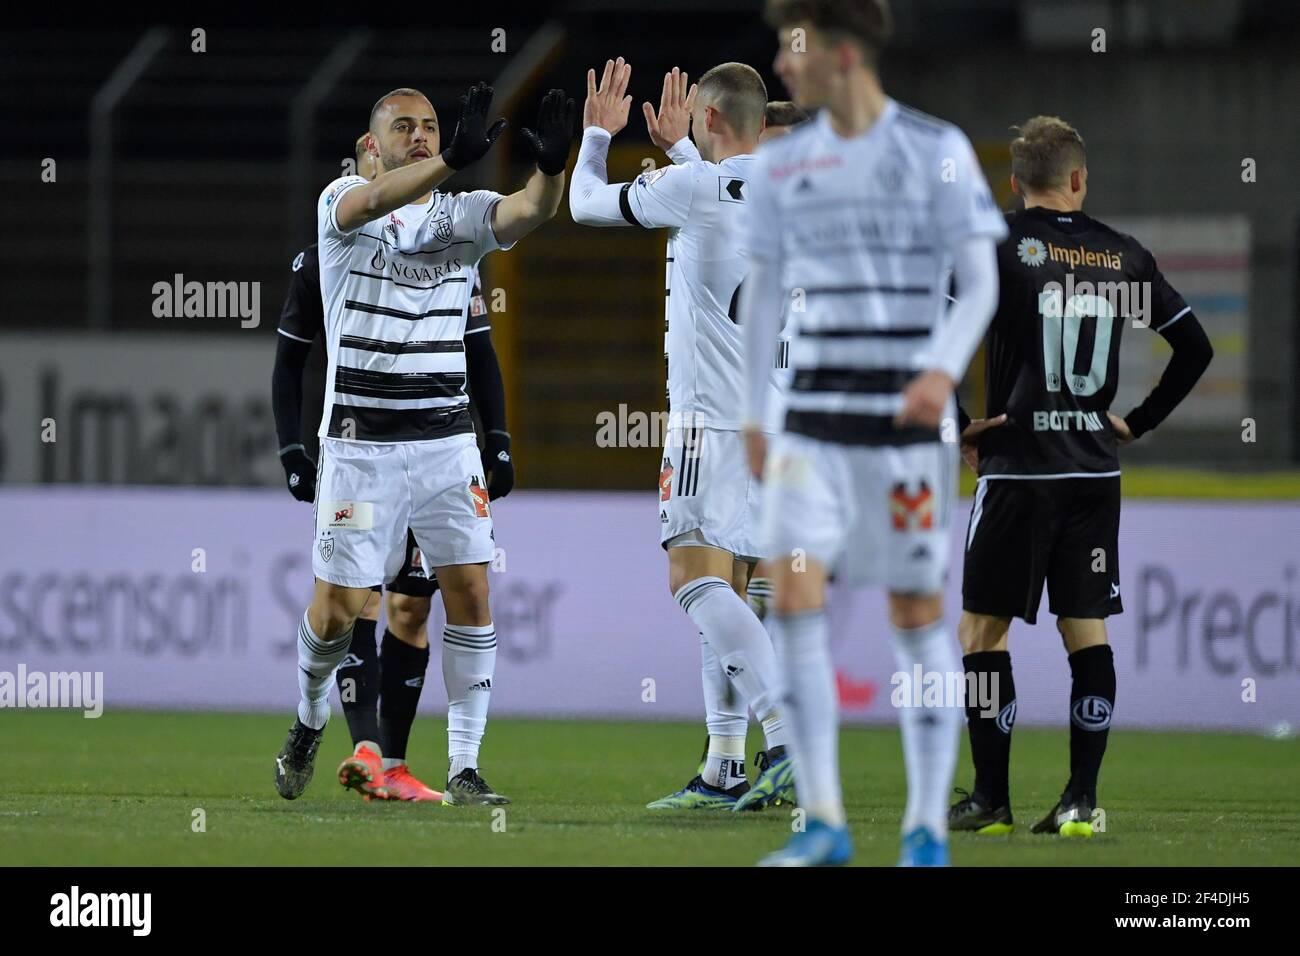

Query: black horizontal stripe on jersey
[785,409,939,447]
[334,367,466,400]
[359,232,476,256]
[339,335,464,355]
[619,182,647,228]
[798,327,931,339]
[345,299,463,321]
[791,367,919,395]
[327,403,473,442]
[799,284,931,296]
[347,270,469,292]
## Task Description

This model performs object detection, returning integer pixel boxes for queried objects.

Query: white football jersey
[749,100,1007,445]
[619,152,787,431]
[315,176,511,443]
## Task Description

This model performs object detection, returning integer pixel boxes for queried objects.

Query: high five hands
[584,57,634,135]
[644,67,697,152]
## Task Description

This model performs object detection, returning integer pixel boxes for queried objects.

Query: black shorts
[385,528,439,598]
[962,476,1122,625]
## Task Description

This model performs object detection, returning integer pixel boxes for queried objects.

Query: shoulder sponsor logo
[640,166,671,188]
[1017,236,1048,267]
[325,177,364,207]
[718,177,747,202]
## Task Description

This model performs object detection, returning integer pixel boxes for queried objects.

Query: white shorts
[312,433,495,588]
[760,433,957,593]
[659,424,763,562]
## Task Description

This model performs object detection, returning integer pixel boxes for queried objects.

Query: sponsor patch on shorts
[467,478,490,518]
[319,500,374,530]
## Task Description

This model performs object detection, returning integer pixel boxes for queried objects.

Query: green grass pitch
[2,710,1297,866]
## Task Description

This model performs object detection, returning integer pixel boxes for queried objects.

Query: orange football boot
[337,743,389,801]
[383,764,444,802]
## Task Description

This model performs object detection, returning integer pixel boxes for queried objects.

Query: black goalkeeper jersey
[978,206,1191,477]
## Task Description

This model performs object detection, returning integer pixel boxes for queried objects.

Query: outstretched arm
[333,82,505,233]
[491,88,574,248]
[570,58,695,229]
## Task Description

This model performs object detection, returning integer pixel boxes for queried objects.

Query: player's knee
[310,602,360,641]
[959,611,1011,653]
[888,592,944,631]
[442,579,491,625]
[772,577,819,615]
[386,593,431,643]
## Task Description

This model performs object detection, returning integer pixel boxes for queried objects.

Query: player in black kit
[271,134,515,802]
[952,117,1213,837]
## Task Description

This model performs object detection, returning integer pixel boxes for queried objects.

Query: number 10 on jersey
[1038,290,1116,397]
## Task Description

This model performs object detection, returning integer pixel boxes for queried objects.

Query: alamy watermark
[890,665,1001,718]
[0,665,103,717]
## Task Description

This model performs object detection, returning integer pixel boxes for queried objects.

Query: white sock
[443,622,496,776]
[297,613,353,731]
[676,577,787,749]
[702,735,747,790]
[700,631,748,739]
[890,619,962,838]
[772,609,844,827]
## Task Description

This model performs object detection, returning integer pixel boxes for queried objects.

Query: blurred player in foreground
[274,81,571,806]
[742,0,1006,865]
[743,99,807,625]
[952,116,1212,837]
[571,60,795,811]
[272,132,516,802]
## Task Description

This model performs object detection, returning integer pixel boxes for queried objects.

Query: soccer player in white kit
[741,0,1007,865]
[274,82,574,806]
[570,60,795,810]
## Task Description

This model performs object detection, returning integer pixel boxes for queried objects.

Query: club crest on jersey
[468,477,490,518]
[470,294,487,317]
[1017,236,1047,267]
[318,534,334,563]
[371,245,386,271]
[430,216,453,243]
[889,481,934,531]
[659,457,674,502]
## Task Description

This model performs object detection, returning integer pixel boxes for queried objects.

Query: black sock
[1067,644,1115,807]
[336,618,380,747]
[963,650,1016,807]
[380,629,430,762]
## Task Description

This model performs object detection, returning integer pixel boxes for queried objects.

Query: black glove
[482,430,514,500]
[520,88,575,176]
[280,445,316,503]
[441,82,508,171]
